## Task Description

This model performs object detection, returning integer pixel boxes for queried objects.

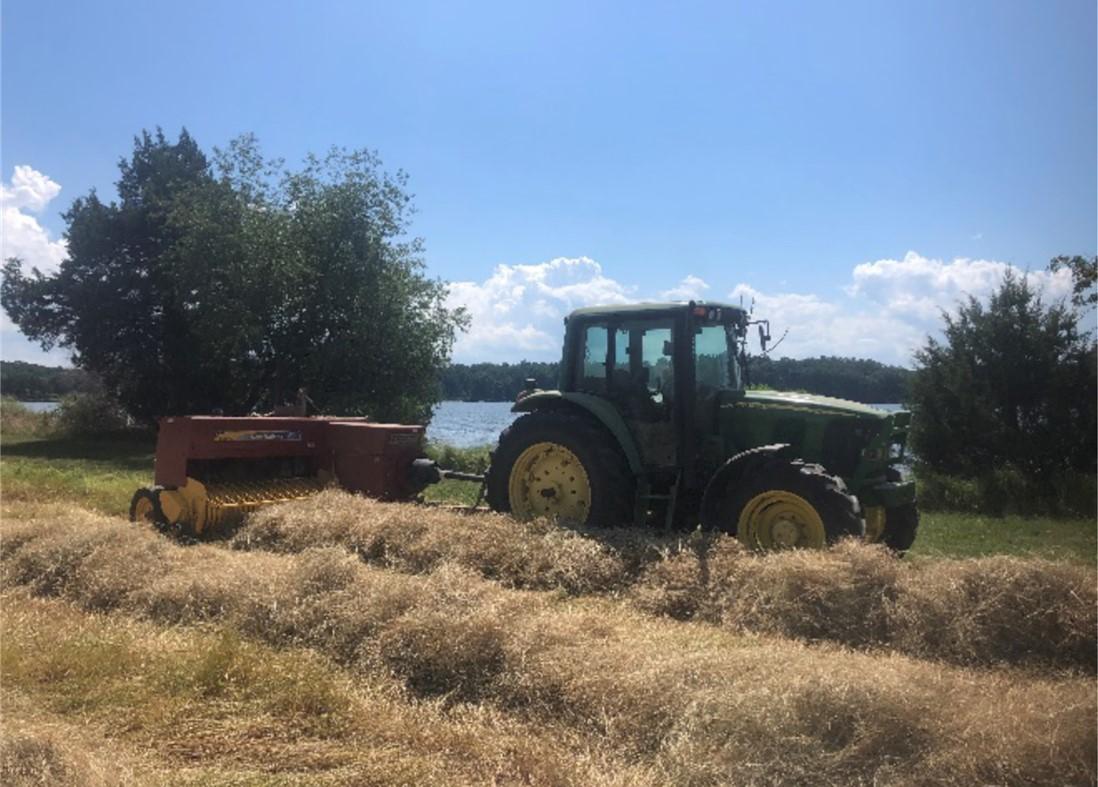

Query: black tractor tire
[882,502,920,553]
[486,410,634,527]
[720,457,864,549]
[129,487,169,532]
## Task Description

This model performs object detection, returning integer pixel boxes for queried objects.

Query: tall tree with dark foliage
[909,269,1096,496]
[2,130,466,423]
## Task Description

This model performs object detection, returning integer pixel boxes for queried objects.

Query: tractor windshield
[694,323,743,391]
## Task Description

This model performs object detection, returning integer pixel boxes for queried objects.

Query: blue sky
[2,0,1095,366]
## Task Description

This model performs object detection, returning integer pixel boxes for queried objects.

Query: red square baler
[130,416,437,536]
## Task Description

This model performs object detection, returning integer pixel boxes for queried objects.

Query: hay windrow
[236,491,1098,671]
[0,722,119,787]
[234,489,653,594]
[2,508,1094,786]
[2,594,655,787]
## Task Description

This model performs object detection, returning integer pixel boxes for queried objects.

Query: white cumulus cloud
[448,251,1075,366]
[1,165,67,274]
[2,165,62,212]
[732,251,1077,366]
[729,283,927,363]
[1,165,71,365]
[446,256,635,362]
[660,274,710,301]
[846,251,1072,317]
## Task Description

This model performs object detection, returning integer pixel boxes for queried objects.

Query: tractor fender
[699,443,796,530]
[512,390,643,475]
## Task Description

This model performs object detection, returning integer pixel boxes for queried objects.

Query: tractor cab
[560,301,748,476]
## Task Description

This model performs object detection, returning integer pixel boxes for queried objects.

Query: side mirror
[662,339,673,356]
[758,324,770,352]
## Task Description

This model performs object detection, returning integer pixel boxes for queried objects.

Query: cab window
[608,321,674,409]
[577,323,608,392]
[695,324,732,390]
[612,327,630,374]
[642,327,674,400]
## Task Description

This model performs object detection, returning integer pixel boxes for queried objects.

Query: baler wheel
[129,487,169,532]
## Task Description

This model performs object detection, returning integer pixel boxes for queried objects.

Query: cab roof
[567,301,748,320]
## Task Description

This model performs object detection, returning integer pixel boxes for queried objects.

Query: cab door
[607,320,677,468]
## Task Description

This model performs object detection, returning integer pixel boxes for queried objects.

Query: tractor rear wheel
[721,459,864,550]
[486,411,633,527]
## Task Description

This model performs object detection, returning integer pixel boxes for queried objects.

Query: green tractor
[485,301,918,551]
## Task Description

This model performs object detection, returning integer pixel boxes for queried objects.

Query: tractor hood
[740,390,891,419]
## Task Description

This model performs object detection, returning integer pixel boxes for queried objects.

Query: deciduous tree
[1,129,466,423]
[1049,254,1097,309]
[909,271,1096,490]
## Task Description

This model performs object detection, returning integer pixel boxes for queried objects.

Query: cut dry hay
[2,595,654,787]
[0,723,118,787]
[2,508,1094,786]
[633,537,1098,672]
[235,489,663,594]
[237,492,1098,672]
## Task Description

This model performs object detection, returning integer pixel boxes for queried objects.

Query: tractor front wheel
[722,459,864,550]
[881,502,919,553]
[880,468,919,553]
[486,411,633,527]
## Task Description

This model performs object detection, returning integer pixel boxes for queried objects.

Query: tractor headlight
[890,464,914,483]
[861,446,885,462]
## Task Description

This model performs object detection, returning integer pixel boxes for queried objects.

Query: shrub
[917,464,1097,518]
[50,390,131,437]
[909,270,1096,514]
[0,397,53,437]
[424,442,491,474]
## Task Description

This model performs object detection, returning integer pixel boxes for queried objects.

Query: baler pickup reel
[130,416,482,538]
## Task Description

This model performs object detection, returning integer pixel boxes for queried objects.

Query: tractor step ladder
[634,472,680,528]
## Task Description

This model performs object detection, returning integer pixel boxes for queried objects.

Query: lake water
[20,401,60,413]
[427,401,520,447]
[16,399,904,448]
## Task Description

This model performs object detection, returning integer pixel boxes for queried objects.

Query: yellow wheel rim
[508,442,592,522]
[737,490,826,551]
[132,495,156,523]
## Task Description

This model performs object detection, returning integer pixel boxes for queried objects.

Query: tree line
[747,356,911,403]
[439,361,559,401]
[4,352,913,407]
[439,356,913,402]
[0,361,96,401]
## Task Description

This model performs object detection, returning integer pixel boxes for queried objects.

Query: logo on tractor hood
[214,429,304,442]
